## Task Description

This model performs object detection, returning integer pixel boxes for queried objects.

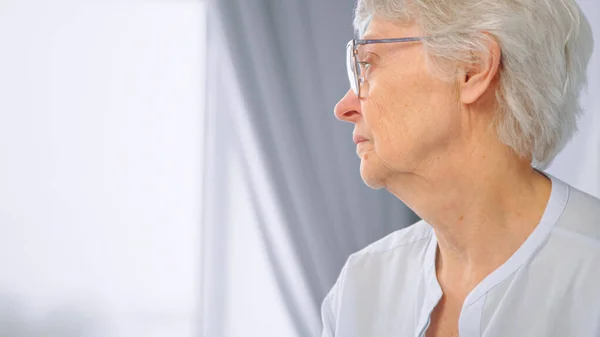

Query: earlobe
[460,34,502,105]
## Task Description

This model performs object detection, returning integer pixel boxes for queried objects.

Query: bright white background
[0,1,205,336]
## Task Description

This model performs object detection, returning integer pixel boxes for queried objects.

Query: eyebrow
[360,34,380,40]
[356,47,380,61]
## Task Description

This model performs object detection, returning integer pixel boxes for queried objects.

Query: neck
[386,139,552,289]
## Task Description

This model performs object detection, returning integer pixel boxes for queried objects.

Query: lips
[353,134,369,145]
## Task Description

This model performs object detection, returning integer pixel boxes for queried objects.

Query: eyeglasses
[346,37,425,98]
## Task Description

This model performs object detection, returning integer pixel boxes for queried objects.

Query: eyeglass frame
[346,37,426,98]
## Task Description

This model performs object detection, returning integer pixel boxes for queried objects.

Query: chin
[359,155,387,190]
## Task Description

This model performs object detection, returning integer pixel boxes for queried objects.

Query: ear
[459,34,501,105]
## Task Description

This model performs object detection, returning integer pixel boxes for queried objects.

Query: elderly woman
[322,0,599,336]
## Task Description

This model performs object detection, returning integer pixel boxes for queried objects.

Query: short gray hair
[354,0,594,168]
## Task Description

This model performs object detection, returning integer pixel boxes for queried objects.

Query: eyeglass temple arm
[355,37,424,45]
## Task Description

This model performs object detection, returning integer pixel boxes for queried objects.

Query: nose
[334,89,362,123]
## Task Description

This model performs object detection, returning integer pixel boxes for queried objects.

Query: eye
[357,61,371,70]
[357,60,372,76]
[357,52,376,74]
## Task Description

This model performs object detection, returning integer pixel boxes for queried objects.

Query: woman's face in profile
[334,15,463,189]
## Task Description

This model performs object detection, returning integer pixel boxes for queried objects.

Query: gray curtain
[205,0,418,336]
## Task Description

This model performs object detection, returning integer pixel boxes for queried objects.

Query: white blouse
[321,174,600,337]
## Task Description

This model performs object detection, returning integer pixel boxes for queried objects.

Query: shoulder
[320,220,433,333]
[563,184,600,220]
[328,219,432,290]
[338,219,433,285]
[553,182,600,246]
[532,183,600,313]
[347,219,432,261]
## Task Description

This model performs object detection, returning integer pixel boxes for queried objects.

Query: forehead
[360,15,421,40]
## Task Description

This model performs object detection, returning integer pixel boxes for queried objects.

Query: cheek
[365,79,424,151]
[362,100,412,170]
[364,91,407,152]
[365,72,460,166]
